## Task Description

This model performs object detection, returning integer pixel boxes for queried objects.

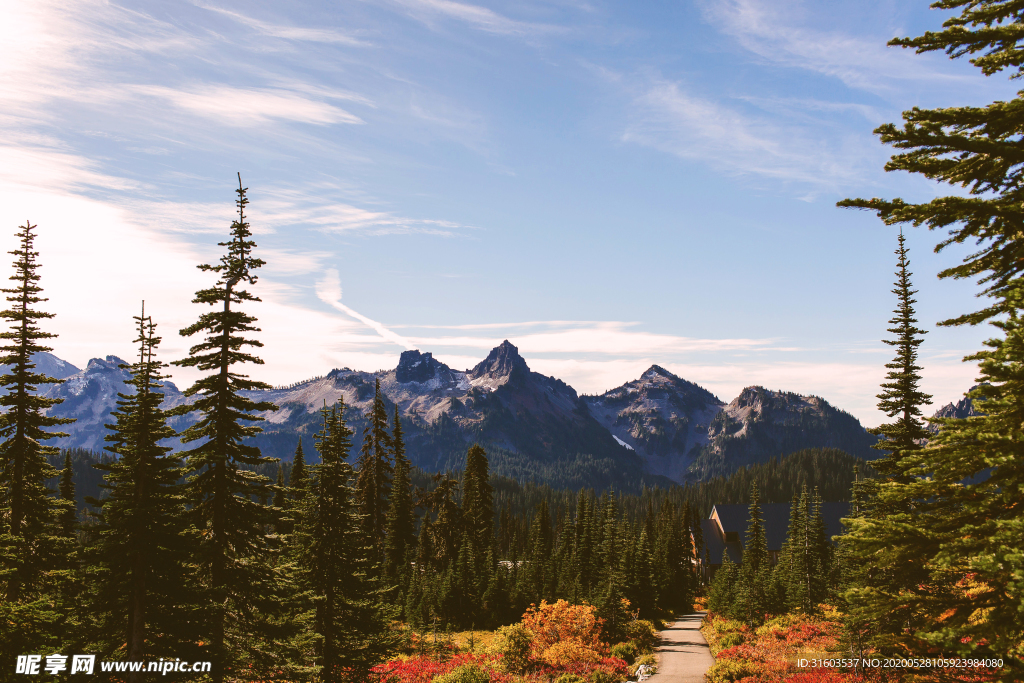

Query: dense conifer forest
[3,2,1024,679]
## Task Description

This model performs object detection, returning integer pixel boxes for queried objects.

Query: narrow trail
[645,612,714,683]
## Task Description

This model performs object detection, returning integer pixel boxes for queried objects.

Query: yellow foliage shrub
[521,599,605,666]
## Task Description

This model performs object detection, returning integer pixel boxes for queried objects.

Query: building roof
[702,518,742,565]
[704,501,851,565]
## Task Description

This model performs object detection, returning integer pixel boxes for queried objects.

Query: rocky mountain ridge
[30,343,903,485]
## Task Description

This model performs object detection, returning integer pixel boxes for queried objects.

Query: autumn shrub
[493,622,533,674]
[719,632,745,649]
[554,675,586,683]
[586,671,618,683]
[608,641,637,664]
[624,619,658,652]
[521,600,605,667]
[372,653,512,683]
[431,663,491,683]
[705,658,760,683]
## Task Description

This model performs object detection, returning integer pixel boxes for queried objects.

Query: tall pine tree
[839,2,1024,672]
[356,379,392,562]
[384,407,415,587]
[89,305,197,671]
[0,221,73,602]
[171,176,279,682]
[869,230,932,481]
[737,484,770,625]
[302,399,395,681]
[461,444,494,556]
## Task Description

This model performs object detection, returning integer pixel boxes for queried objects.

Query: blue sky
[0,0,1015,425]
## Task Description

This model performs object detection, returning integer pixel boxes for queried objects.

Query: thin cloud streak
[621,78,873,188]
[387,0,559,37]
[699,0,972,96]
[316,269,416,350]
[131,85,365,127]
[195,3,371,46]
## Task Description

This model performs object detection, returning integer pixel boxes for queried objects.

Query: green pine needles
[172,175,279,682]
[0,221,73,603]
[89,304,197,668]
[839,1,1024,675]
[870,231,932,480]
[301,399,396,681]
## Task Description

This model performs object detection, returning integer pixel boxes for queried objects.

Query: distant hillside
[582,365,724,481]
[485,448,875,541]
[38,343,880,488]
[687,387,878,479]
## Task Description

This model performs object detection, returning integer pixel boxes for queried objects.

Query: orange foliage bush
[521,599,605,667]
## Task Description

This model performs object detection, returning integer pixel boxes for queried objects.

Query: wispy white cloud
[621,78,873,188]
[316,269,416,350]
[0,142,141,193]
[196,3,371,46]
[131,85,365,127]
[699,0,970,95]
[255,186,470,235]
[388,0,557,36]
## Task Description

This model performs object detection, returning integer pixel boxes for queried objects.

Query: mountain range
[20,341,971,487]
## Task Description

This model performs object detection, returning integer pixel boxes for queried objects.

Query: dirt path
[645,612,714,682]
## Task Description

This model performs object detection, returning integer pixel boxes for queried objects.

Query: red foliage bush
[371,653,513,683]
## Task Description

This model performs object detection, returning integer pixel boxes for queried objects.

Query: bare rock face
[927,385,983,434]
[42,356,190,452]
[396,350,453,385]
[932,386,982,420]
[582,365,724,482]
[690,387,878,479]
[470,340,530,382]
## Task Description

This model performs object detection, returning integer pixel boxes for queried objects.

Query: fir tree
[302,399,395,680]
[58,452,76,540]
[273,465,286,535]
[384,407,415,586]
[428,473,462,569]
[279,439,310,547]
[356,379,393,560]
[707,551,739,618]
[0,221,73,601]
[171,176,279,682]
[838,5,1024,667]
[461,444,494,556]
[807,487,832,606]
[89,305,196,670]
[784,489,809,613]
[738,484,770,625]
[869,230,932,481]
[417,515,434,571]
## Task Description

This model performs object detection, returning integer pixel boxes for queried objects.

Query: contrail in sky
[316,269,416,350]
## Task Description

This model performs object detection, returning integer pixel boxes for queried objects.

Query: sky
[0,0,1016,426]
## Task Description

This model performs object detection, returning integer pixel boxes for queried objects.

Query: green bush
[587,672,618,683]
[432,664,490,683]
[554,675,586,683]
[495,622,533,674]
[609,641,638,664]
[719,632,744,648]
[634,653,655,667]
[624,619,658,652]
[705,659,759,683]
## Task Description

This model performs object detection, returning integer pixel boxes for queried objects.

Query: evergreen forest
[3,1,1024,681]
